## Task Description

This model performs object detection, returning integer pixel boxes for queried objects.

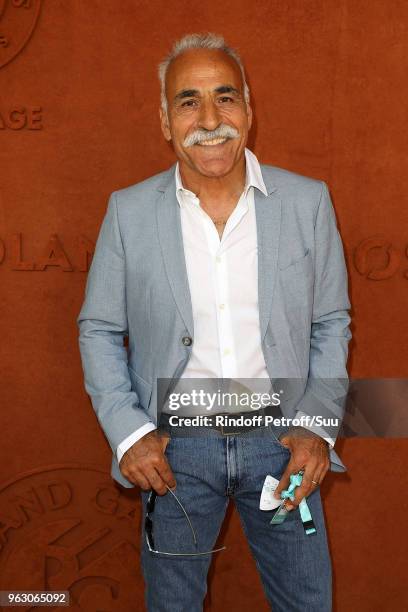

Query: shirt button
[216,256,221,263]
[219,304,225,310]
[223,348,231,356]
[182,336,193,347]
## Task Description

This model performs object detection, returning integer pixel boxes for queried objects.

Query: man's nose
[197,98,221,132]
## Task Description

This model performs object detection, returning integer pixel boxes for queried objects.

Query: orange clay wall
[1,2,407,610]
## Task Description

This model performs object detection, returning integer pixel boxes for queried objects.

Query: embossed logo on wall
[2,233,408,278]
[0,0,41,69]
[0,234,95,271]
[353,236,408,280]
[0,106,42,129]
[0,464,144,610]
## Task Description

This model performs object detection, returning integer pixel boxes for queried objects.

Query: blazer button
[182,336,193,347]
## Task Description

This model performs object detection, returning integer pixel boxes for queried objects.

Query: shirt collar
[175,147,268,206]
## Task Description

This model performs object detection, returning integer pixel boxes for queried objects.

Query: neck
[178,155,247,207]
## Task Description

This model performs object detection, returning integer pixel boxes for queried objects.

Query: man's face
[159,48,252,178]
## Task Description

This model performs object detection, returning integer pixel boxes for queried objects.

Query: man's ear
[159,107,172,142]
[247,103,253,131]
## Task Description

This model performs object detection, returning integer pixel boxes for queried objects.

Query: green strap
[279,471,317,535]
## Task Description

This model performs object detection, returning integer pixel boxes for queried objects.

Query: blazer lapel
[156,165,194,337]
[255,167,282,342]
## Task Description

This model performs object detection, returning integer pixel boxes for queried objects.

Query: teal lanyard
[278,471,317,535]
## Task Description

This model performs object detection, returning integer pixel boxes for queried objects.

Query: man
[77,32,351,611]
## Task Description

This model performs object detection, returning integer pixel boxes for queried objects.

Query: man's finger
[290,462,319,507]
[132,471,151,491]
[120,466,151,490]
[291,479,313,507]
[306,469,324,488]
[157,457,177,490]
[303,453,330,491]
[320,463,330,482]
[274,460,296,499]
[144,468,168,495]
[312,462,329,489]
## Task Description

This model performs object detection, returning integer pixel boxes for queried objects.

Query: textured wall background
[1,1,407,610]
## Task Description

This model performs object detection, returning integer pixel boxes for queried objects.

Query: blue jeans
[140,425,332,611]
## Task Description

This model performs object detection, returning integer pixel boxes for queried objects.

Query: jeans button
[182,335,193,347]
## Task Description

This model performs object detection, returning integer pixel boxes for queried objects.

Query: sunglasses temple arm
[166,485,198,545]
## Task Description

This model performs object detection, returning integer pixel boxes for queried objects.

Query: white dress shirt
[174,146,270,382]
[117,148,334,463]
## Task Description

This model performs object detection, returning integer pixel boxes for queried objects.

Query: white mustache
[183,124,239,147]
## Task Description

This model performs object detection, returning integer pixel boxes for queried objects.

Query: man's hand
[274,426,330,510]
[119,431,176,495]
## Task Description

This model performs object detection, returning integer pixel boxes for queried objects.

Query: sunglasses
[145,485,227,557]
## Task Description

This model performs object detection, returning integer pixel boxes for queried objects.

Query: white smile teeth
[199,138,227,146]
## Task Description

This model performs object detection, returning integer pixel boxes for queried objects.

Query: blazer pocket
[279,248,313,277]
[128,366,152,410]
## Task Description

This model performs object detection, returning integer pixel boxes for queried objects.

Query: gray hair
[158,32,250,116]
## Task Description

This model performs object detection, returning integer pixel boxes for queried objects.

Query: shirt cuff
[116,422,157,464]
[294,411,335,448]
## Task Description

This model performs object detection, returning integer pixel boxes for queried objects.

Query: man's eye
[219,96,234,103]
[181,100,197,107]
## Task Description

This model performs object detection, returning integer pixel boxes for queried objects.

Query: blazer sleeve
[77,192,154,455]
[294,181,352,443]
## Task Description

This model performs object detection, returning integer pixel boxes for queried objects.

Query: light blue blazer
[77,162,352,488]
